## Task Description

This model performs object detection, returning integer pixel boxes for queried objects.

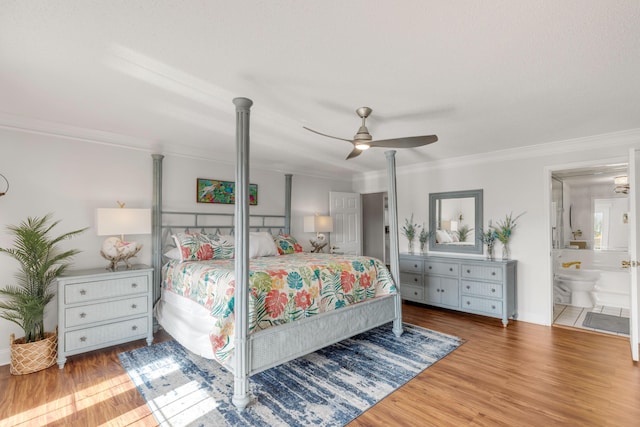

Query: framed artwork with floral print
[197,178,258,205]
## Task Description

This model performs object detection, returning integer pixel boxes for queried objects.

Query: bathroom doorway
[550,163,631,337]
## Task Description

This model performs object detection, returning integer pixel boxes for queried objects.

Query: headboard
[151,154,292,305]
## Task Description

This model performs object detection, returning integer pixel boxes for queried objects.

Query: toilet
[554,272,599,307]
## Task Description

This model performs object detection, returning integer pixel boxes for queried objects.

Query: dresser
[56,265,154,368]
[399,254,517,326]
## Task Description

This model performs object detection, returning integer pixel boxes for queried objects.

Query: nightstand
[56,265,154,368]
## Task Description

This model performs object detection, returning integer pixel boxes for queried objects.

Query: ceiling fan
[303,107,438,160]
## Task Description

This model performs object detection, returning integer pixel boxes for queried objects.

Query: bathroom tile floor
[553,304,630,337]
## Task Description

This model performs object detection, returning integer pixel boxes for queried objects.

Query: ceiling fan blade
[369,135,438,148]
[303,126,353,143]
[346,148,362,160]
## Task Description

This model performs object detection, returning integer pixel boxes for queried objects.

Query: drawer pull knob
[80,336,87,342]
[79,289,86,296]
[441,289,445,293]
[466,285,470,289]
[414,291,418,296]
[413,278,418,282]
[492,272,496,276]
[131,304,137,309]
[131,283,138,288]
[467,269,471,273]
[466,301,471,305]
[428,266,432,270]
[79,312,86,318]
[449,268,453,271]
[414,264,418,268]
[436,289,440,292]
[492,288,496,293]
[132,325,138,331]
[492,305,496,309]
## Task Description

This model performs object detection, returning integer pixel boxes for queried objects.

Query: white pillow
[436,229,453,244]
[164,247,181,260]
[249,232,279,258]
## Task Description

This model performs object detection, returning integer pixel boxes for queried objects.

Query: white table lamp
[304,215,333,253]
[96,207,151,270]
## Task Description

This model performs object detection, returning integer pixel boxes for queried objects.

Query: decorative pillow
[273,234,303,255]
[172,231,235,261]
[249,232,279,258]
[436,229,453,244]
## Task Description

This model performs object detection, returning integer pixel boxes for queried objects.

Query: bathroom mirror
[429,189,483,254]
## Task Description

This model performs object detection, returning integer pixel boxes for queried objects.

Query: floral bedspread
[161,252,397,363]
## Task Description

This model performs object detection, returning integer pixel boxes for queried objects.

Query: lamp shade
[96,208,151,236]
[304,215,334,233]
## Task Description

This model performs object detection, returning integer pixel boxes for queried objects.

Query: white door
[628,148,640,361]
[330,191,362,255]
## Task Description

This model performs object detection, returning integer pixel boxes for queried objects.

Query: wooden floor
[1,303,639,426]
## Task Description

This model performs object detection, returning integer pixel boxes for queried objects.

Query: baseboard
[0,348,10,366]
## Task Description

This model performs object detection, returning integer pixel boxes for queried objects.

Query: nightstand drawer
[461,280,503,298]
[461,264,503,281]
[65,296,149,328]
[400,272,423,287]
[461,296,503,316]
[425,261,459,277]
[63,316,149,352]
[64,274,149,304]
[400,259,423,273]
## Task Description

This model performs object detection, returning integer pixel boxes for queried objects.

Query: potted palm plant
[0,214,86,374]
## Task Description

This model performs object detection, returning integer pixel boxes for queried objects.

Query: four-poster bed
[151,98,403,410]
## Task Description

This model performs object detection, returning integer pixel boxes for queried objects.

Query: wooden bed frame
[151,97,403,410]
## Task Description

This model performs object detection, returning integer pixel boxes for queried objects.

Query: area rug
[583,311,630,335]
[118,323,460,426]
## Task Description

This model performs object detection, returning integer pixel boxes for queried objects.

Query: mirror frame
[429,189,484,254]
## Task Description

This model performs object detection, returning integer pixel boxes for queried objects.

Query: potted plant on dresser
[0,214,86,375]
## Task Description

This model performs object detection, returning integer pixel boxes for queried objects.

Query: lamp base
[100,237,142,270]
[309,239,328,253]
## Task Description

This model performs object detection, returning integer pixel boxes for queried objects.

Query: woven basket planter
[9,331,57,375]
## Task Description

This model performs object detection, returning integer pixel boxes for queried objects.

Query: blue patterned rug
[118,323,460,426]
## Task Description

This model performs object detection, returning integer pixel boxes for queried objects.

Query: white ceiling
[2,1,640,179]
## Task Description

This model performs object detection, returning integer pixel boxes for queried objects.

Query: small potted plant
[479,224,497,261]
[418,225,433,254]
[0,214,86,374]
[402,214,420,254]
[492,212,525,260]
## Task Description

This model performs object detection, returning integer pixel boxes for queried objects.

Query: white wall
[0,129,351,366]
[354,131,640,327]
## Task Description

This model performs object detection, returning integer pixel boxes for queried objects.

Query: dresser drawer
[400,272,423,287]
[461,280,503,298]
[400,258,423,273]
[461,264,503,281]
[63,316,149,352]
[65,296,149,328]
[424,261,459,277]
[64,274,149,304]
[400,284,424,301]
[461,296,503,316]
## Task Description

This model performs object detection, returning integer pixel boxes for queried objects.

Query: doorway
[550,163,631,336]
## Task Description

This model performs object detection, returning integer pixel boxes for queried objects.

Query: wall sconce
[0,173,8,196]
[96,203,151,270]
[304,214,334,253]
[614,175,629,194]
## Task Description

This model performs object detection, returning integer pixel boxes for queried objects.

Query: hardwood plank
[0,303,638,426]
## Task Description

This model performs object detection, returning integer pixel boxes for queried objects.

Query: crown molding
[353,128,640,184]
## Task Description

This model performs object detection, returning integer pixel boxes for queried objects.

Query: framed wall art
[196,178,258,205]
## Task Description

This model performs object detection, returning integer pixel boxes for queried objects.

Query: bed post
[385,150,403,337]
[151,154,164,311]
[284,173,292,235]
[232,97,253,410]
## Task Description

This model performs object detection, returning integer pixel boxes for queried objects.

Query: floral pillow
[273,234,303,255]
[172,231,234,261]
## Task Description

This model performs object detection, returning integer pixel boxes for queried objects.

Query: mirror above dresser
[429,189,483,255]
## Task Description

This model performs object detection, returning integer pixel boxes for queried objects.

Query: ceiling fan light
[355,142,370,150]
[614,175,628,185]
